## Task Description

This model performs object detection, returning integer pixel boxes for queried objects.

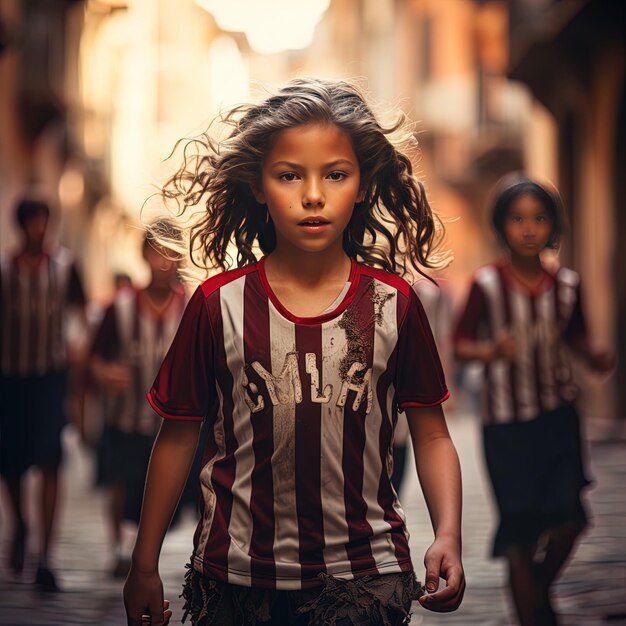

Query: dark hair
[157,76,449,279]
[490,173,565,250]
[15,198,50,229]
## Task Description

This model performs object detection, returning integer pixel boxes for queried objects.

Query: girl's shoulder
[552,265,581,288]
[357,263,413,299]
[470,262,503,289]
[198,264,259,299]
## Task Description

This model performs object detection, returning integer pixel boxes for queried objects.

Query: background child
[90,224,187,578]
[392,274,455,496]
[0,196,86,591]
[453,174,614,626]
[124,77,465,626]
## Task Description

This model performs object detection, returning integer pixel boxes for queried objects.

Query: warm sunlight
[195,0,330,54]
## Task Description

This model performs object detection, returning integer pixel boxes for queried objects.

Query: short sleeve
[453,281,489,343]
[395,289,449,409]
[147,286,214,421]
[90,304,120,361]
[67,264,87,306]
[564,281,589,345]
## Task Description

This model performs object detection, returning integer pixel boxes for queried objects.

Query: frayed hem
[296,571,424,626]
[181,562,424,626]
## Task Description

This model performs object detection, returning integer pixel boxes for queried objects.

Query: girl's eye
[279,172,299,182]
[510,215,522,223]
[327,171,347,181]
[536,215,547,223]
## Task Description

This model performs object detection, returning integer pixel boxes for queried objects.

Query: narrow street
[1,412,624,626]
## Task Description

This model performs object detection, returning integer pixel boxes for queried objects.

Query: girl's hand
[123,567,172,626]
[100,362,133,394]
[493,331,516,361]
[418,535,465,613]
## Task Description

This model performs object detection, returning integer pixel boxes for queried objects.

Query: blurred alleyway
[0,411,624,626]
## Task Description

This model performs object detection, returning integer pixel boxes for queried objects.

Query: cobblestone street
[1,412,625,626]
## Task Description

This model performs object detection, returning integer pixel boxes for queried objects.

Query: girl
[91,225,186,578]
[124,77,465,626]
[453,174,614,626]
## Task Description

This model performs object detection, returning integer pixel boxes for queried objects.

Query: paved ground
[0,411,625,626]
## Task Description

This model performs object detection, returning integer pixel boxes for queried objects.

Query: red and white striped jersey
[0,249,86,377]
[91,287,186,435]
[148,257,448,590]
[454,262,587,425]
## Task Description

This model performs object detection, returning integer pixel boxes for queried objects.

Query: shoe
[35,565,60,592]
[9,523,26,574]
[112,556,131,579]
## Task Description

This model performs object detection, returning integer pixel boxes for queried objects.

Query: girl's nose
[303,180,325,207]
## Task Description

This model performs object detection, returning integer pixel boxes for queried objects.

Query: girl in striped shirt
[454,174,614,626]
[123,77,465,626]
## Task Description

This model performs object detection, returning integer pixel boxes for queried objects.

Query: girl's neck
[21,242,45,259]
[144,281,174,305]
[507,252,545,287]
[18,244,46,271]
[265,246,351,287]
[262,246,353,318]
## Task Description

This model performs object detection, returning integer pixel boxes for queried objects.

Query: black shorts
[181,566,424,626]
[0,369,68,477]
[483,404,591,557]
[96,425,155,523]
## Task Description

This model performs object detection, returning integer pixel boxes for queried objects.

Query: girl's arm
[406,404,465,612]
[90,354,132,394]
[454,332,515,363]
[453,281,515,364]
[123,418,202,626]
[563,280,615,373]
[567,335,616,373]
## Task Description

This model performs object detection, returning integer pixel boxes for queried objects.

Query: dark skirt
[0,369,68,477]
[482,404,591,557]
[96,425,155,523]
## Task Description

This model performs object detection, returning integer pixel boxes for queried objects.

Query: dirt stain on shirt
[336,284,394,383]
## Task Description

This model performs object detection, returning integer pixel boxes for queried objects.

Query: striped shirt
[91,287,186,435]
[454,262,586,425]
[148,257,448,590]
[0,249,85,377]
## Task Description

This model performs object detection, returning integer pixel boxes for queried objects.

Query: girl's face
[252,122,364,258]
[143,243,177,287]
[22,213,48,248]
[503,193,553,257]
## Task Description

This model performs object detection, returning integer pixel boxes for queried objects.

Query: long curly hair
[156,77,448,280]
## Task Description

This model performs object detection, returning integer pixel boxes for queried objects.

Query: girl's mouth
[298,217,330,231]
[298,217,330,226]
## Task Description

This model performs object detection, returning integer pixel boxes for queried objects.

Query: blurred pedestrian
[124,77,465,626]
[453,174,615,626]
[0,196,87,591]
[90,224,186,578]
[392,275,454,496]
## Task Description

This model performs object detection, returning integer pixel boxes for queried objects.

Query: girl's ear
[356,188,366,203]
[251,184,266,204]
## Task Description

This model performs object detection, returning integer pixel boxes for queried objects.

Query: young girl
[453,174,614,626]
[91,225,186,578]
[124,77,465,626]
